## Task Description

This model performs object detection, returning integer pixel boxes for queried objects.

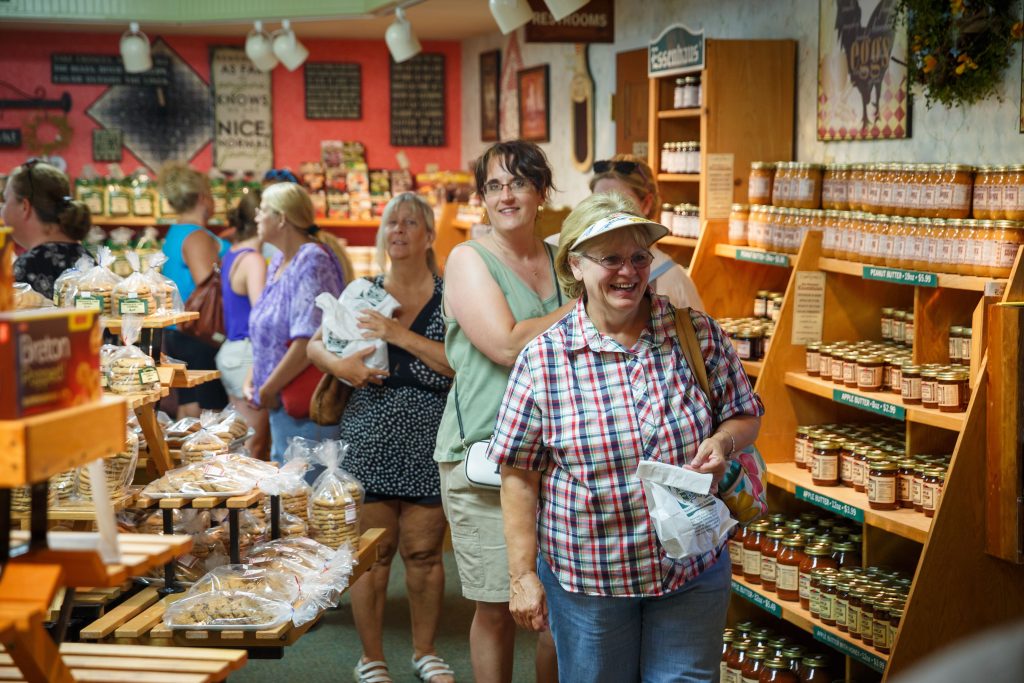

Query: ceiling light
[246,21,278,71]
[489,0,533,35]
[544,0,588,21]
[120,22,152,74]
[272,20,309,71]
[385,7,422,63]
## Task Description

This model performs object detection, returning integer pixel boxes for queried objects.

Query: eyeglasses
[482,177,533,197]
[592,160,640,176]
[576,249,655,271]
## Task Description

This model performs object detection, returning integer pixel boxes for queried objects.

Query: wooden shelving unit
[741,360,763,379]
[102,311,198,330]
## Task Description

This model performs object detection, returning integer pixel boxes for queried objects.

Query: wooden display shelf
[82,528,384,648]
[0,397,127,488]
[156,367,220,389]
[817,257,1004,292]
[713,243,794,267]
[766,462,931,544]
[784,371,966,431]
[113,387,169,411]
[730,574,888,673]
[10,488,143,531]
[134,489,263,511]
[102,311,198,330]
[8,532,192,588]
[659,235,699,248]
[741,360,763,378]
[656,108,702,119]
[656,173,700,183]
[318,218,381,229]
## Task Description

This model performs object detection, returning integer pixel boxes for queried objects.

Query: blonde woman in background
[159,162,229,417]
[308,192,455,683]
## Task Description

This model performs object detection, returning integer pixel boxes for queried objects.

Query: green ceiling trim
[0,0,397,23]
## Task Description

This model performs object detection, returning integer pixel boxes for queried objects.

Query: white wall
[461,0,1024,208]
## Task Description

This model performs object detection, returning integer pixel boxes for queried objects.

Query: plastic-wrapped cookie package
[163,590,293,631]
[142,251,183,314]
[69,247,122,315]
[78,424,139,502]
[308,440,364,549]
[180,411,230,464]
[188,564,301,604]
[53,254,95,308]
[259,438,314,523]
[112,252,157,318]
[142,459,258,499]
[105,315,160,395]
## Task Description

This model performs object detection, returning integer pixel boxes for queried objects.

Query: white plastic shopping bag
[315,279,400,381]
[636,460,737,560]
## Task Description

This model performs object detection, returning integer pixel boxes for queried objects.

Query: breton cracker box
[0,308,103,418]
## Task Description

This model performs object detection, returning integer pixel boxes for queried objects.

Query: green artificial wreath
[24,113,73,156]
[895,0,1023,107]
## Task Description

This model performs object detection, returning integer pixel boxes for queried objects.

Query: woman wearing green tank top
[434,141,573,683]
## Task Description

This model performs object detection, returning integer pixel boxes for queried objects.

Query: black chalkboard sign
[52,53,171,87]
[305,63,362,120]
[390,53,446,147]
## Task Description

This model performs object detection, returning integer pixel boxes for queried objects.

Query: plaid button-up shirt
[488,295,764,597]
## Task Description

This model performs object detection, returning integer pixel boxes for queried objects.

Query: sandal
[353,659,393,683]
[411,654,455,682]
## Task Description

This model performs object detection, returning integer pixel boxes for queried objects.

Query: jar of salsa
[797,654,830,682]
[726,638,753,683]
[741,646,770,683]
[722,629,736,682]
[730,525,747,576]
[799,544,837,610]
[775,535,805,603]
[760,528,786,593]
[759,657,798,683]
[810,440,841,487]
[831,540,861,568]
[743,521,770,584]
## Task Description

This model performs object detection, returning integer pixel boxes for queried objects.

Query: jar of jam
[730,204,751,246]
[754,290,771,319]
[735,621,755,640]
[937,369,969,412]
[851,446,870,493]
[759,657,798,683]
[799,544,837,610]
[912,463,927,512]
[892,309,906,345]
[734,327,765,361]
[726,638,753,683]
[880,307,895,340]
[792,163,823,209]
[898,459,917,508]
[868,461,899,510]
[921,467,946,518]
[749,627,773,647]
[860,596,877,647]
[817,345,832,379]
[749,162,775,205]
[730,525,747,576]
[760,528,786,593]
[960,326,973,366]
[775,535,805,603]
[990,221,1024,278]
[888,605,904,651]
[889,356,905,393]
[818,575,838,626]
[741,646,770,683]
[834,580,851,632]
[743,521,770,584]
[794,426,814,470]
[798,654,830,683]
[805,343,821,377]
[808,569,827,618]
[873,602,891,653]
[920,367,940,410]
[948,326,963,364]
[831,540,861,568]
[901,365,923,405]
[811,440,841,486]
[722,629,736,682]
[856,354,885,392]
[831,349,847,385]
[847,586,865,640]
[839,442,857,488]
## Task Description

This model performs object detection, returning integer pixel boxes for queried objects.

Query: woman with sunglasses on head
[590,154,704,311]
[489,192,763,682]
[3,160,91,300]
[434,140,573,683]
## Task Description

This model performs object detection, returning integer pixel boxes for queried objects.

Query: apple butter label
[138,367,160,385]
[834,389,905,420]
[796,486,865,523]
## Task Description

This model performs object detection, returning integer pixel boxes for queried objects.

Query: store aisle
[235,550,540,682]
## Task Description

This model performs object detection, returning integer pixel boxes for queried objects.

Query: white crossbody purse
[455,381,502,488]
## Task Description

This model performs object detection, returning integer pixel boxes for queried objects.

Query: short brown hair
[473,140,555,202]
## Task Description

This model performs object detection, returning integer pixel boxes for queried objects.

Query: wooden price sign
[390,53,446,147]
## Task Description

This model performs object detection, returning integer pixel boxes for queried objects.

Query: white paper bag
[315,279,400,381]
[636,460,737,560]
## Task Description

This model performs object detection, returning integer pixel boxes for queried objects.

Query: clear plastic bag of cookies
[78,425,139,502]
[211,406,249,445]
[213,451,277,484]
[189,564,300,604]
[142,251,183,314]
[68,246,122,315]
[13,282,54,310]
[106,316,160,394]
[53,254,95,307]
[180,411,229,464]
[259,447,312,524]
[163,590,293,631]
[142,460,258,498]
[112,252,157,318]
[308,440,364,549]
[11,482,58,512]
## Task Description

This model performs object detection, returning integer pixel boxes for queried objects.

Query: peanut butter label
[863,266,937,287]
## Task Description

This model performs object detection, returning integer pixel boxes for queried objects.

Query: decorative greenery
[24,113,73,156]
[895,0,1022,107]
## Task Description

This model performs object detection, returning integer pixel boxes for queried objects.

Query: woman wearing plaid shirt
[488,193,763,682]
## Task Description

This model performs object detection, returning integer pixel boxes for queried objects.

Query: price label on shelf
[736,248,791,268]
[862,266,937,287]
[813,626,886,672]
[731,581,782,617]
[796,486,864,523]
[833,389,905,420]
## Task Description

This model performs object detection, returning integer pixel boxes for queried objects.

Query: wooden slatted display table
[81,528,383,653]
[101,312,199,330]
[155,367,221,389]
[10,488,142,532]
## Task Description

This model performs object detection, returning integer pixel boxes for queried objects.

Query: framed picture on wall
[480,50,501,141]
[817,0,910,141]
[517,65,550,143]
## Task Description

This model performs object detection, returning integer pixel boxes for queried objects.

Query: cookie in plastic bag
[308,440,364,549]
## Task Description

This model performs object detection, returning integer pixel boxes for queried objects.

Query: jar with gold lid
[799,545,837,610]
[831,349,847,385]
[726,638,753,683]
[898,459,916,508]
[817,345,833,380]
[842,350,859,388]
[873,602,892,653]
[901,364,922,404]
[730,525,747,576]
[920,367,941,410]
[973,165,994,219]
[729,203,751,246]
[831,540,861,568]
[921,164,942,218]
[948,326,963,364]
[911,463,927,512]
[775,535,805,603]
[851,446,870,492]
[891,310,906,346]
[1003,164,1024,220]
[903,311,915,348]
[887,604,904,651]
[743,520,770,584]
[868,461,899,510]
[821,164,839,210]
[760,657,798,683]
[772,162,791,208]
[834,163,851,210]
[903,164,924,217]
[749,162,775,206]
[805,342,821,377]
[989,220,1024,278]
[793,163,823,209]
[794,425,813,469]
[941,163,974,219]
[846,164,865,212]
[856,354,885,392]
[811,440,841,486]
[959,326,973,366]
[839,442,857,488]
[721,629,736,682]
[990,166,1009,219]
[921,468,946,517]
[862,165,881,214]
[742,646,770,683]
[937,370,969,412]
[818,575,839,626]
[760,528,786,593]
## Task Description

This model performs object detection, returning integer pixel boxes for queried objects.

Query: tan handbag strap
[674,307,711,400]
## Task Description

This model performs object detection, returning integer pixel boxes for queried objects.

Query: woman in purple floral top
[244,182,347,460]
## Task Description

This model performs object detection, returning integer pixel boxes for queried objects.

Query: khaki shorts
[438,460,510,603]
[215,338,253,398]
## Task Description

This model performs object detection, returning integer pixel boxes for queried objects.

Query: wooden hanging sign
[525,0,614,43]
[570,44,594,172]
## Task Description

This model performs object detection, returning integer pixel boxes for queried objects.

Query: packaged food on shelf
[142,458,258,498]
[164,590,293,631]
[78,425,138,502]
[188,564,301,603]
[142,252,183,313]
[111,252,157,317]
[308,440,364,549]
[69,247,122,314]
[13,282,53,310]
[52,254,95,308]
[180,410,230,464]
[105,315,159,395]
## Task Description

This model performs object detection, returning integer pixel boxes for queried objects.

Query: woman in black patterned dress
[307,192,455,683]
[3,160,90,300]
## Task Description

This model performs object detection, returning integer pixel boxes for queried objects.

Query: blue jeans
[538,549,732,683]
[268,407,340,465]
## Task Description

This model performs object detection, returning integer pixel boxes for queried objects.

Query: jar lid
[765,657,791,670]
[747,647,771,660]
[902,364,922,373]
[870,461,899,472]
[921,367,940,378]
[937,370,969,380]
[804,543,833,556]
[723,628,736,640]
[943,163,975,172]
[812,439,841,451]
[801,654,830,668]
[732,639,752,651]
[751,161,776,170]
[994,220,1024,229]
[767,528,786,539]
[962,327,973,337]
[782,534,805,548]
[821,575,838,586]
[731,203,750,211]
[857,354,884,364]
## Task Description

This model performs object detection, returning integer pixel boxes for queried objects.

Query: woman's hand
[257,384,280,411]
[242,373,255,404]
[330,348,389,388]
[357,310,406,345]
[509,571,548,632]
[688,432,732,493]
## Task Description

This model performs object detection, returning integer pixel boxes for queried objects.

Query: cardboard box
[0,308,103,418]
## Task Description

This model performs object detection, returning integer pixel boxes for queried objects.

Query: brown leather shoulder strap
[674,307,711,399]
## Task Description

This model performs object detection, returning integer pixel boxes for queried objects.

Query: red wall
[0,30,462,177]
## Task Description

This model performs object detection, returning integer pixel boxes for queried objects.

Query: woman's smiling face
[482,155,542,234]
[385,203,431,261]
[570,229,652,318]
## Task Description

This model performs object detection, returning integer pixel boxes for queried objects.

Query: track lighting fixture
[120,22,152,73]
[385,7,422,63]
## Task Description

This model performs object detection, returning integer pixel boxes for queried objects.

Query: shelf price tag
[862,266,937,287]
[731,580,782,617]
[735,248,790,268]
[813,626,886,672]
[796,486,864,523]
[833,389,905,420]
